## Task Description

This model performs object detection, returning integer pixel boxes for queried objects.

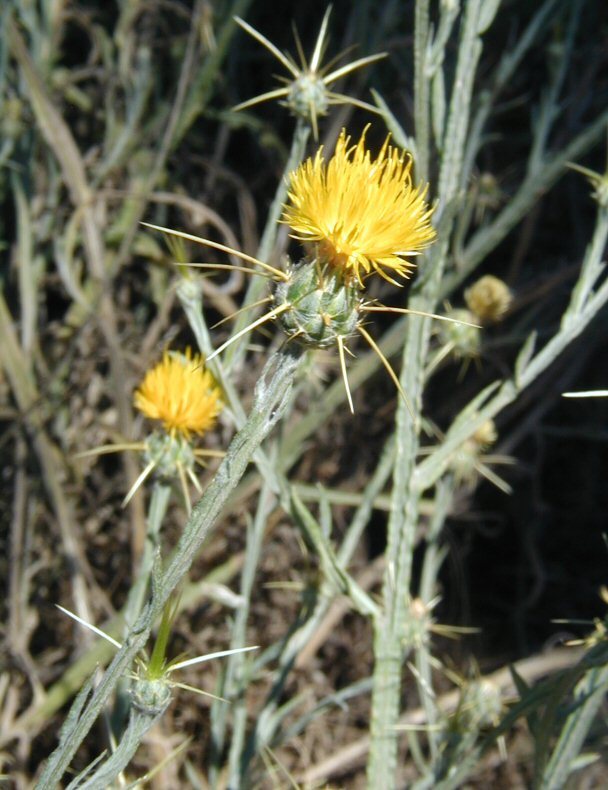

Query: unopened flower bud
[465,275,512,324]
[131,677,172,717]
[441,308,481,359]
[462,679,503,729]
[287,73,329,122]
[472,419,497,449]
[450,420,497,486]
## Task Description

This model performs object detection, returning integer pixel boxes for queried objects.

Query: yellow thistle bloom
[282,127,436,286]
[134,349,222,439]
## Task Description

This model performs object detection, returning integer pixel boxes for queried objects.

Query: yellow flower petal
[134,350,223,439]
[281,127,436,285]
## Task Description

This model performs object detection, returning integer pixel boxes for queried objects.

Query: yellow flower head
[134,349,223,439]
[282,127,436,286]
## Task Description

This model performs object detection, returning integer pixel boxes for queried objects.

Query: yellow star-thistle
[134,349,222,439]
[233,11,386,139]
[282,127,436,286]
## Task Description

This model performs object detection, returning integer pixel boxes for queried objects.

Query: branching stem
[36,346,303,788]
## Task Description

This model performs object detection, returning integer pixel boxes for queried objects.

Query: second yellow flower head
[134,349,223,439]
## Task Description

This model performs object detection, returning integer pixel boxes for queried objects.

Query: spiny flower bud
[473,172,503,222]
[402,597,433,648]
[461,678,503,729]
[233,12,386,139]
[440,307,481,359]
[143,431,196,481]
[131,677,172,717]
[450,419,498,487]
[287,72,329,121]
[471,419,498,449]
[273,260,361,349]
[464,275,512,324]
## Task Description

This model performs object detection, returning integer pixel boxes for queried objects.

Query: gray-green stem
[413,0,430,182]
[237,433,398,777]
[111,481,171,763]
[177,277,281,491]
[367,1,489,783]
[540,663,608,789]
[123,482,172,631]
[412,479,455,768]
[366,304,431,788]
[65,701,170,790]
[210,479,276,787]
[36,345,303,789]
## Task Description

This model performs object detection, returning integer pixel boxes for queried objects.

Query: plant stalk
[36,345,303,789]
[123,482,172,631]
[209,479,276,787]
[367,0,488,782]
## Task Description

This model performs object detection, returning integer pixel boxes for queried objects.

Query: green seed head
[274,260,361,349]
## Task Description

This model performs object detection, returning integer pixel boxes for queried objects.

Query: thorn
[186,464,203,494]
[425,341,455,378]
[207,303,291,361]
[231,87,291,113]
[74,442,146,459]
[362,304,481,328]
[292,20,307,71]
[193,448,226,458]
[476,462,513,495]
[310,100,319,141]
[563,390,608,398]
[141,222,288,280]
[211,296,273,329]
[337,335,354,414]
[323,52,388,85]
[176,462,192,515]
[285,328,305,345]
[357,325,415,421]
[122,460,156,507]
[310,5,332,73]
[175,262,277,280]
[234,17,300,78]
[55,605,123,649]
